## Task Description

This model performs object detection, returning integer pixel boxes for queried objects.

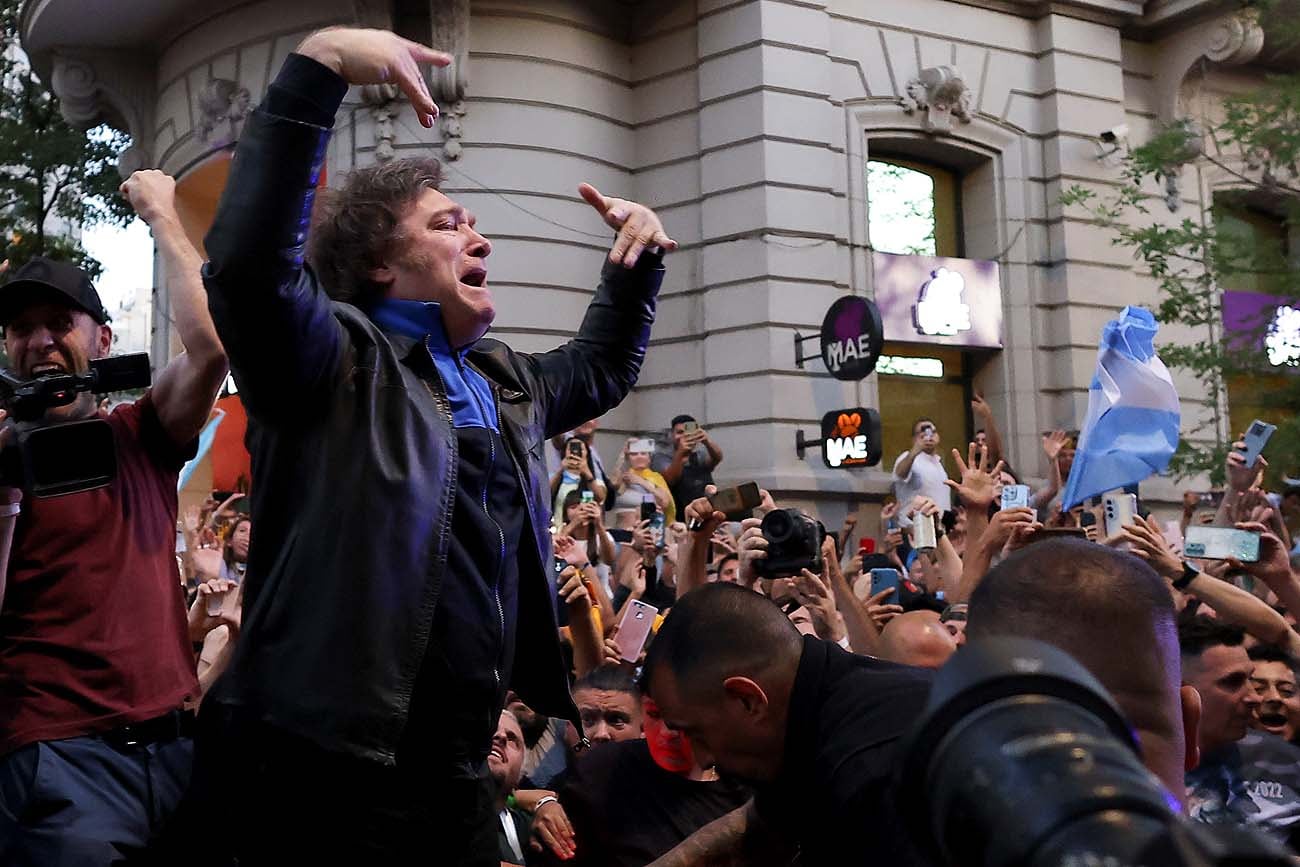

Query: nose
[1244,691,1262,710]
[588,721,611,743]
[465,225,491,259]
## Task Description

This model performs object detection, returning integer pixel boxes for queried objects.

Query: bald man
[641,583,932,866]
[880,611,957,670]
[966,538,1199,805]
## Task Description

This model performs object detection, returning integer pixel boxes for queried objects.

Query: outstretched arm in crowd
[1228,522,1300,623]
[120,170,228,443]
[1032,430,1069,509]
[953,507,1040,604]
[971,392,1003,468]
[556,565,604,679]
[677,490,726,599]
[647,801,796,867]
[824,537,884,656]
[945,442,1003,558]
[1123,516,1300,656]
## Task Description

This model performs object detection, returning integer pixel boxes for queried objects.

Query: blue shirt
[369,298,499,432]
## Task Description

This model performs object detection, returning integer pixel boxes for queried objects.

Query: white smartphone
[1000,485,1030,510]
[1102,492,1138,539]
[1184,526,1261,562]
[629,438,655,454]
[205,587,228,617]
[615,599,659,663]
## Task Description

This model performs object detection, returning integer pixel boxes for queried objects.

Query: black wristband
[1172,560,1200,591]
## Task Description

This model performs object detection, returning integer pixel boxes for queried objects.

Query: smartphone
[205,587,227,617]
[567,439,584,457]
[869,568,903,604]
[912,514,937,551]
[1000,485,1030,511]
[709,482,761,520]
[1080,511,1097,529]
[1102,492,1138,539]
[858,538,876,556]
[552,557,570,627]
[649,513,666,549]
[581,490,595,505]
[630,438,655,454]
[614,599,659,663]
[608,528,633,544]
[640,500,657,522]
[1184,526,1261,562]
[681,421,699,434]
[1240,420,1276,468]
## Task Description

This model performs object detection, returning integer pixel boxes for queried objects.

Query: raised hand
[578,183,678,269]
[1120,515,1183,580]
[1042,429,1069,461]
[736,518,767,585]
[553,535,589,568]
[945,442,1005,511]
[864,588,903,630]
[978,507,1038,554]
[119,170,178,227]
[1226,436,1266,493]
[683,488,726,538]
[296,28,452,127]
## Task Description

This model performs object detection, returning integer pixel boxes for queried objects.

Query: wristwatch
[1172,560,1200,592]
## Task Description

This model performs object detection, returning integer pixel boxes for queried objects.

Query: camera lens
[761,508,795,544]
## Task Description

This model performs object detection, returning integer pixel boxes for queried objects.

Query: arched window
[866,158,960,257]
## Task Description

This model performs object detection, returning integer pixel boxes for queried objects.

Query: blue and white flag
[1061,307,1180,509]
[178,409,226,492]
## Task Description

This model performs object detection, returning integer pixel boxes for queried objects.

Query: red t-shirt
[0,394,199,755]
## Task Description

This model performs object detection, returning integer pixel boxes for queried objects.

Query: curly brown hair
[308,158,445,307]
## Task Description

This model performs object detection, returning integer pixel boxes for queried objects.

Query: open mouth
[460,268,488,288]
[488,746,505,762]
[29,362,67,377]
[1258,710,1289,730]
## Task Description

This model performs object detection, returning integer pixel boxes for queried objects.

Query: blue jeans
[0,733,193,866]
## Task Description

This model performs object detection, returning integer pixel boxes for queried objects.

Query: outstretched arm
[647,801,795,867]
[121,171,228,445]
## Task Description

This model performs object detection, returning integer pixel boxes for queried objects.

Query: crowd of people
[2,23,1300,867]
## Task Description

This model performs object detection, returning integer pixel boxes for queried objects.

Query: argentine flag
[1061,307,1181,509]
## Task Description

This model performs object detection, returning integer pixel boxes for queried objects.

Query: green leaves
[0,0,131,276]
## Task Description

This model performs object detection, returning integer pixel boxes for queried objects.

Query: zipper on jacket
[452,347,507,693]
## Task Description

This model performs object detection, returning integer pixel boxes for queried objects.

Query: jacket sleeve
[201,54,349,423]
[524,253,665,439]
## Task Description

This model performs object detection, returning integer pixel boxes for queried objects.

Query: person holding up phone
[611,437,674,524]
[654,414,724,518]
[892,418,951,526]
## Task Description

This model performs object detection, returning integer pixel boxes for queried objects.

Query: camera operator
[642,582,933,866]
[0,170,228,863]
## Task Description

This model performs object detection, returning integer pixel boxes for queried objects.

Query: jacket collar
[367,297,473,363]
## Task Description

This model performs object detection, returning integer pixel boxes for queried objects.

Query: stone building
[20,0,1296,522]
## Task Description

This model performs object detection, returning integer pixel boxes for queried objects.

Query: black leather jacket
[201,58,664,765]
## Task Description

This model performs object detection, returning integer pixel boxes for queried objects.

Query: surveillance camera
[1098,124,1129,144]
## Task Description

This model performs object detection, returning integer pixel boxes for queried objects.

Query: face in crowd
[717,555,740,584]
[1185,642,1260,755]
[642,696,697,776]
[486,710,526,796]
[913,418,940,455]
[1251,659,1300,742]
[628,445,652,471]
[4,300,112,422]
[574,685,642,745]
[373,189,494,349]
[228,517,251,563]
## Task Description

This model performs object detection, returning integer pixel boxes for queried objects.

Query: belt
[100,709,196,749]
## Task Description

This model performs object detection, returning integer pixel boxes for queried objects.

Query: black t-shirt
[553,739,750,867]
[754,636,936,865]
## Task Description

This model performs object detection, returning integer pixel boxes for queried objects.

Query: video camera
[754,508,826,579]
[0,353,152,497]
[898,637,1290,867]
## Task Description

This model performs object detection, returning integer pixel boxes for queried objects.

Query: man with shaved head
[880,610,958,670]
[966,538,1198,804]
[642,583,932,866]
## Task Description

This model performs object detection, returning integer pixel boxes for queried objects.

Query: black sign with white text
[820,408,882,470]
[819,296,884,382]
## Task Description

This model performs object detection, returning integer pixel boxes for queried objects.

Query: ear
[96,324,113,358]
[721,676,770,718]
[1180,684,1202,772]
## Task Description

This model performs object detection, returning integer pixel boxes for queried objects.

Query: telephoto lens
[897,637,1291,867]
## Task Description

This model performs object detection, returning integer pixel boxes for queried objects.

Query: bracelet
[1172,560,1200,592]
[535,795,559,812]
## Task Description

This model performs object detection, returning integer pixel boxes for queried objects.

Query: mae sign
[872,252,1003,349]
[819,296,883,381]
[821,407,882,470]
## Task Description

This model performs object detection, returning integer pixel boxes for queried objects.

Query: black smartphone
[708,482,762,520]
[608,528,633,544]
[566,439,584,457]
[553,557,570,627]
[1080,512,1096,528]
[640,500,657,522]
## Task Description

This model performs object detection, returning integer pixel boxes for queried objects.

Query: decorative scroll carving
[1153,8,1266,123]
[49,51,155,178]
[1205,8,1265,66]
[361,83,401,162]
[900,66,972,134]
[197,78,251,146]
[430,0,470,160]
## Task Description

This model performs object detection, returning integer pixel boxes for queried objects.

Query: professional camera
[0,353,152,497]
[897,637,1289,867]
[754,508,826,579]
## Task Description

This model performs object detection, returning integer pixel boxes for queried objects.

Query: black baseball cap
[0,257,110,327]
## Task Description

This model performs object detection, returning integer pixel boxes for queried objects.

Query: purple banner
[871,252,1003,349]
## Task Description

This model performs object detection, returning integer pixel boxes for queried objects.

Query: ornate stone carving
[197,78,251,146]
[1205,8,1265,66]
[430,0,470,160]
[49,51,155,178]
[900,66,972,134]
[361,83,401,163]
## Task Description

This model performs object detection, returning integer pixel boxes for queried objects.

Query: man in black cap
[0,169,228,865]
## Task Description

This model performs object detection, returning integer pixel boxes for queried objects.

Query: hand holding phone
[1000,485,1030,511]
[614,599,659,663]
[1239,420,1276,469]
[708,482,761,520]
[869,568,902,605]
[1184,526,1261,562]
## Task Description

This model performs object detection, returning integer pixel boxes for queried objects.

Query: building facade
[21,0,1294,522]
